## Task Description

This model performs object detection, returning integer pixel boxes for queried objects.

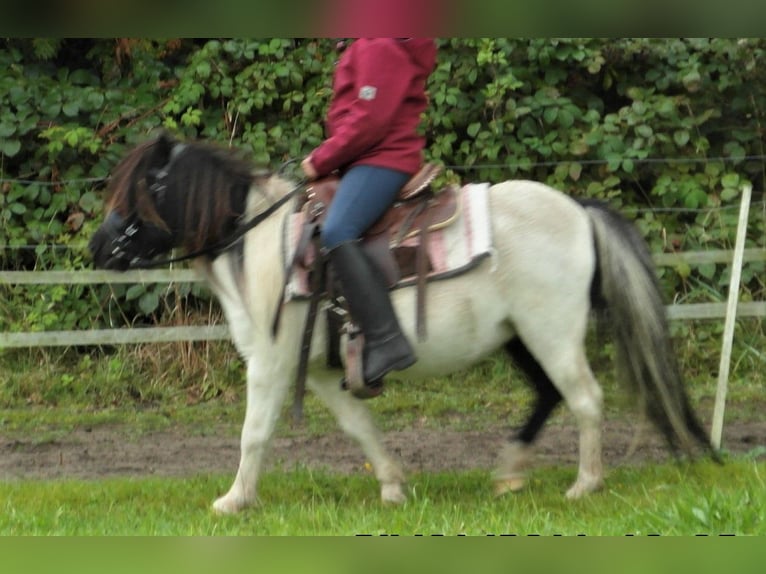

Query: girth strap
[415,200,432,340]
[272,218,319,337]
[290,234,325,424]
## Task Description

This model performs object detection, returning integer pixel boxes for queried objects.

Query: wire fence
[1,247,765,349]
[1,158,765,255]
[3,153,766,187]
[2,160,764,342]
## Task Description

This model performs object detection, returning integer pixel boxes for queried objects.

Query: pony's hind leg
[308,372,407,504]
[552,352,604,499]
[213,358,291,514]
[496,338,604,499]
[494,338,563,495]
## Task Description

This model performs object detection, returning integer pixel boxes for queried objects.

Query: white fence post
[710,184,753,450]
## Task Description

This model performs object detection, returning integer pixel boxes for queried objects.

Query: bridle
[105,144,307,269]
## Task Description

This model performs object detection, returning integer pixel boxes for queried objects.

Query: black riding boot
[329,241,417,391]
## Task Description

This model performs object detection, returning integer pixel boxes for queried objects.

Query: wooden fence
[1,248,764,349]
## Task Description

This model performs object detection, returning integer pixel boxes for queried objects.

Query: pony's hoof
[212,493,250,515]
[565,477,603,499]
[494,476,526,496]
[381,483,406,505]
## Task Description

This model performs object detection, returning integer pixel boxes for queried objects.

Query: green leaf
[9,86,28,106]
[698,263,716,279]
[674,262,691,280]
[78,191,99,213]
[606,154,622,172]
[139,292,160,316]
[569,139,589,156]
[86,91,105,109]
[723,141,746,160]
[0,122,16,137]
[125,285,145,301]
[656,98,676,117]
[635,125,653,138]
[673,130,690,147]
[24,185,40,201]
[543,107,558,124]
[70,69,96,85]
[62,102,80,117]
[584,130,602,145]
[269,38,284,52]
[721,173,740,188]
[466,122,481,138]
[0,139,21,157]
[568,162,582,181]
[42,102,61,116]
[558,108,574,128]
[682,70,701,91]
[196,61,212,78]
[65,130,80,147]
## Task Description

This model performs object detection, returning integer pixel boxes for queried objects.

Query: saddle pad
[281,183,493,301]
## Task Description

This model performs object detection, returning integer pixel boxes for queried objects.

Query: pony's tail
[582,201,717,460]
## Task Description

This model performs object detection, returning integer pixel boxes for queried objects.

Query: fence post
[710,184,752,450]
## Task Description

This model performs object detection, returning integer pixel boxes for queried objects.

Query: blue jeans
[320,165,410,250]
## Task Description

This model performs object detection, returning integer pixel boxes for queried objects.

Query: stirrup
[341,332,384,399]
[340,377,385,400]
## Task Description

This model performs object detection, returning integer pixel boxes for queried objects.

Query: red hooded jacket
[309,38,437,177]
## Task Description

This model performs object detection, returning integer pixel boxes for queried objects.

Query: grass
[1,459,763,535]
[3,328,764,437]
[0,323,764,536]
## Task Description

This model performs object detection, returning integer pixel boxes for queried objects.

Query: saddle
[297,163,456,290]
[276,163,461,419]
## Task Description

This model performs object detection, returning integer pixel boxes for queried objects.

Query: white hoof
[381,482,406,505]
[493,441,532,496]
[212,493,252,515]
[494,475,527,496]
[565,476,603,499]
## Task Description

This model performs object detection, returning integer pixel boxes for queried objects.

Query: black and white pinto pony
[89,133,715,514]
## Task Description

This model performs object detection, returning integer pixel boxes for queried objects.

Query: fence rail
[1,248,764,349]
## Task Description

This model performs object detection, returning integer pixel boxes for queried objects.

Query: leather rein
[127,177,307,269]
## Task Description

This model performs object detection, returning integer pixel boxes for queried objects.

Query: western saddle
[278,163,460,419]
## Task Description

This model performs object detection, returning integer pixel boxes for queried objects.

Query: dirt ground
[2,418,764,481]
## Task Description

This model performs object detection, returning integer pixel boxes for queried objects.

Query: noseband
[101,209,175,268]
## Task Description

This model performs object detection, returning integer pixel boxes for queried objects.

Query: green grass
[1,459,763,535]
[3,336,763,438]
[1,327,764,536]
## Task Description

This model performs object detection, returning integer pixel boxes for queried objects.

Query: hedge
[1,38,764,331]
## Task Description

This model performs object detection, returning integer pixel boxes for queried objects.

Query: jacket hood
[396,38,437,73]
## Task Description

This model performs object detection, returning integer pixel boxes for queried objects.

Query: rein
[128,178,307,269]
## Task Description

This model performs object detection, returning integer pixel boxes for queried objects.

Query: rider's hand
[301,156,318,180]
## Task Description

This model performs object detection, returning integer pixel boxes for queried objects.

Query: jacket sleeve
[310,41,412,175]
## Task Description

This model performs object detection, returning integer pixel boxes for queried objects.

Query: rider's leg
[320,165,409,249]
[321,165,417,396]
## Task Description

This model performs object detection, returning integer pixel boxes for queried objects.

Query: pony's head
[89,132,254,270]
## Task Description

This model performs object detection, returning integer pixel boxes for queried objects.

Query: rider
[301,38,438,398]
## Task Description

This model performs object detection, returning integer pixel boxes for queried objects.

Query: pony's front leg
[213,359,290,514]
[308,372,406,504]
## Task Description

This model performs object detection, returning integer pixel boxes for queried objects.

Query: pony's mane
[107,138,162,221]
[108,136,268,254]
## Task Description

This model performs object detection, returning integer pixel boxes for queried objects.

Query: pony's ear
[151,131,176,167]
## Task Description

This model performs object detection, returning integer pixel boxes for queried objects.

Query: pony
[89,133,716,514]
